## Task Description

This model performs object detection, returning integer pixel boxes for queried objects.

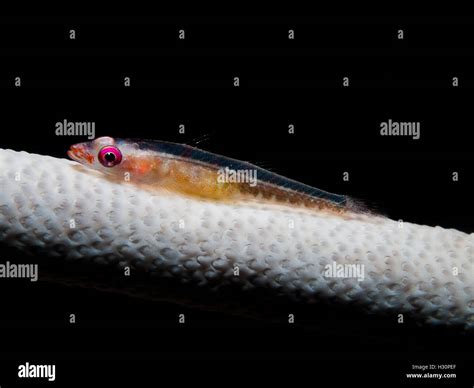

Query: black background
[1,10,474,386]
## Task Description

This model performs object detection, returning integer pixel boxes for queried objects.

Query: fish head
[68,136,126,172]
[68,137,157,181]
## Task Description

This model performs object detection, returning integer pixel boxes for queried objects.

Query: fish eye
[98,146,122,167]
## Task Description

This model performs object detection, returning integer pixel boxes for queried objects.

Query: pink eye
[98,146,122,167]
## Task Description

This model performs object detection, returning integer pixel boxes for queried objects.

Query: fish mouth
[67,146,82,162]
[68,145,92,164]
[67,149,78,161]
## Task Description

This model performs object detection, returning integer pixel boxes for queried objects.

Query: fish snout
[68,144,94,164]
